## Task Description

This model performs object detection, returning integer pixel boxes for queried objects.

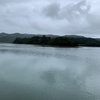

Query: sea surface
[0,43,100,100]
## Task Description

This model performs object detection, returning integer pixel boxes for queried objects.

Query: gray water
[0,43,100,100]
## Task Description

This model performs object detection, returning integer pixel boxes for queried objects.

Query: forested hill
[0,33,100,47]
[13,35,78,47]
[65,36,100,47]
[13,35,100,47]
[0,33,59,43]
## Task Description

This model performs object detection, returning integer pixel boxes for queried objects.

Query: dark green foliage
[50,37,76,47]
[68,37,100,47]
[13,37,30,44]
[13,35,78,47]
[13,35,100,47]
[1,33,100,47]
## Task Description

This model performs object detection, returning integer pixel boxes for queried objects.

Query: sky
[0,0,100,37]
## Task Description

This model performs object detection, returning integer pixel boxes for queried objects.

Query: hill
[0,33,34,43]
[0,33,100,47]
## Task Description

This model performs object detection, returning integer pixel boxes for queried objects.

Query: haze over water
[0,43,100,100]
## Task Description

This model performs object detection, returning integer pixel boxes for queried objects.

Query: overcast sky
[0,0,100,37]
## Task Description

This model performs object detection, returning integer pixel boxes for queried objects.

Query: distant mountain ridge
[0,33,34,43]
[0,33,89,41]
[0,33,59,43]
[0,33,100,47]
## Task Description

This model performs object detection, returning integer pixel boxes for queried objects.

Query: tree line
[67,37,100,47]
[13,35,100,47]
[13,35,78,47]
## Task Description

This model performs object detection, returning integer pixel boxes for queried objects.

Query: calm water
[0,43,100,100]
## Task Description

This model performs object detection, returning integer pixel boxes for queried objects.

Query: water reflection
[0,43,100,100]
[41,69,56,85]
[0,44,82,61]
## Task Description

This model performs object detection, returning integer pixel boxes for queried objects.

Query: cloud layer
[0,0,100,37]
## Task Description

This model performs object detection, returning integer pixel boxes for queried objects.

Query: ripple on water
[0,44,100,100]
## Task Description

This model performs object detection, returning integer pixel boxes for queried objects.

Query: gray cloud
[41,0,100,36]
[0,0,100,37]
[43,0,91,22]
[60,0,91,21]
[43,2,60,19]
[0,0,32,5]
